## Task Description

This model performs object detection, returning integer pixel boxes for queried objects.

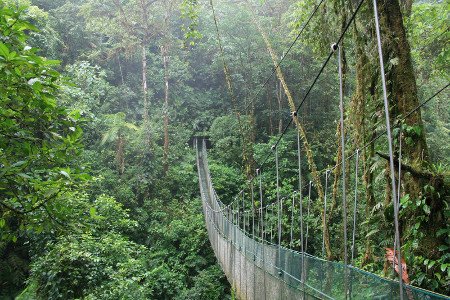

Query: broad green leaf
[89,207,96,218]
[0,42,10,57]
[428,260,436,268]
[438,245,449,251]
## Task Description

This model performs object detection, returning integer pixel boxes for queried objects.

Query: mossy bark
[377,0,429,194]
[376,0,446,263]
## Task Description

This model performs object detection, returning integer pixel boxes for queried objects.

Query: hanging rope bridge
[200,0,449,299]
[196,139,447,300]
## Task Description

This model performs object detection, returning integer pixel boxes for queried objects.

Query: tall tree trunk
[267,87,273,136]
[142,44,151,148]
[162,44,170,176]
[377,0,428,197]
[249,8,332,259]
[376,1,447,261]
[277,81,283,134]
[348,20,376,265]
[118,54,125,85]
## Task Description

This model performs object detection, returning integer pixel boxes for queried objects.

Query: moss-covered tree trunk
[376,0,446,263]
[377,0,428,194]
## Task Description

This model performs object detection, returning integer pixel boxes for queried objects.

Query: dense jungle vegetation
[0,0,448,298]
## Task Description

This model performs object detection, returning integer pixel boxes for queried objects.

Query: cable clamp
[331,43,338,52]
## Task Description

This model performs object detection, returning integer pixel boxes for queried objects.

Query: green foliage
[0,1,85,241]
[101,112,138,145]
[0,240,30,298]
[180,0,203,46]
[209,115,244,168]
[176,265,229,300]
[31,233,151,300]
[406,0,449,79]
[400,189,450,293]
[141,198,230,299]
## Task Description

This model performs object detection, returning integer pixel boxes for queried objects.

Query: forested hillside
[0,0,448,299]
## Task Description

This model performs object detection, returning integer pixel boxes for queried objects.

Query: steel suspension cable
[278,197,283,277]
[305,181,312,252]
[275,146,283,277]
[393,132,403,273]
[351,149,360,265]
[257,168,267,300]
[372,0,403,297]
[322,170,329,258]
[290,194,295,248]
[297,125,306,295]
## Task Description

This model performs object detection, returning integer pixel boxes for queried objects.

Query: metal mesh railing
[196,139,448,300]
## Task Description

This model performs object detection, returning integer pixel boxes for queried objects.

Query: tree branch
[376,151,433,179]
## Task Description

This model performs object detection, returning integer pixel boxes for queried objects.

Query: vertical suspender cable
[258,169,264,242]
[242,191,245,233]
[238,198,242,299]
[297,124,305,294]
[306,181,312,253]
[242,192,245,297]
[251,184,255,300]
[322,170,329,258]
[243,209,247,300]
[238,196,241,236]
[393,133,402,272]
[372,1,403,297]
[290,194,295,248]
[350,149,360,300]
[275,145,282,276]
[278,197,283,277]
[252,183,255,240]
[257,169,266,300]
[269,205,273,243]
[351,149,360,264]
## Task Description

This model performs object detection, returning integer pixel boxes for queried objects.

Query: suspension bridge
[198,0,449,298]
[196,139,447,300]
